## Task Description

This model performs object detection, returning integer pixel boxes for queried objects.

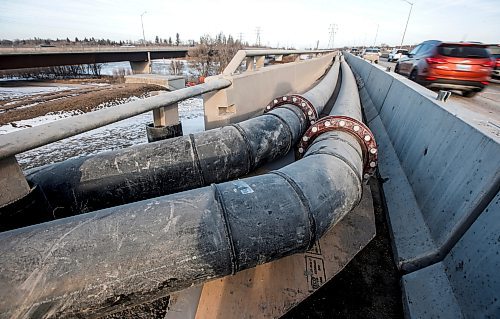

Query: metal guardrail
[223,49,336,75]
[0,79,231,160]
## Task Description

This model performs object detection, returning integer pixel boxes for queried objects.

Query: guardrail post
[0,157,30,206]
[246,57,255,71]
[146,77,186,142]
[256,56,265,69]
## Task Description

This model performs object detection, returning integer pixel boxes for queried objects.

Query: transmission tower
[238,32,243,44]
[255,27,261,47]
[327,24,338,49]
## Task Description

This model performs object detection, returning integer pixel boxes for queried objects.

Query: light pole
[399,0,413,48]
[140,11,147,46]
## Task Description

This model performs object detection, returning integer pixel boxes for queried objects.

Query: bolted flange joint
[264,94,318,125]
[297,116,378,179]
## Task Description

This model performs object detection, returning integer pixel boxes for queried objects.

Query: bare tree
[169,60,185,76]
[188,34,217,78]
[188,33,243,78]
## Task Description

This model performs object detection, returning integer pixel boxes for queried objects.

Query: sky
[0,0,499,48]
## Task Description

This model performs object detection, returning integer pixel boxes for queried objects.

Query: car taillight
[496,59,500,67]
[481,81,489,85]
[426,57,447,64]
[481,60,494,67]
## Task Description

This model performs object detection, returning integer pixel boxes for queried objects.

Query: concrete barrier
[203,53,335,129]
[402,192,499,318]
[344,53,500,318]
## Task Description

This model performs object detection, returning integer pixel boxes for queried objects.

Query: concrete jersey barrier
[344,52,499,318]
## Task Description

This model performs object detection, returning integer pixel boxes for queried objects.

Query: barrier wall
[345,53,500,318]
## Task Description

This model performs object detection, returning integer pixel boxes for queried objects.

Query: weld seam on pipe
[189,134,206,186]
[230,124,256,172]
[305,151,363,183]
[269,171,317,250]
[313,135,364,160]
[284,105,307,134]
[212,183,238,275]
[261,112,295,154]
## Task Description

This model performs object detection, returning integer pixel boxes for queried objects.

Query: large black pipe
[0,59,366,318]
[15,57,340,229]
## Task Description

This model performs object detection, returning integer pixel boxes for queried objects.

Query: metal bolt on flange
[264,94,318,125]
[297,115,378,179]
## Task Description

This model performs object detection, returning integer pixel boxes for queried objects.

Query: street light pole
[140,11,147,46]
[399,0,413,48]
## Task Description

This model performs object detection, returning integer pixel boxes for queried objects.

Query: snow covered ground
[0,59,205,169]
[0,95,205,169]
[0,85,77,101]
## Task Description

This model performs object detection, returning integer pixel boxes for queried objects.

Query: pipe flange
[264,94,318,125]
[297,116,378,179]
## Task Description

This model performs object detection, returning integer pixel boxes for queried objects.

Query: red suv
[395,40,494,97]
[487,44,500,79]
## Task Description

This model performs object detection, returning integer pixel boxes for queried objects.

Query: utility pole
[255,27,261,47]
[400,0,414,48]
[140,11,147,46]
[373,24,379,47]
[327,24,338,49]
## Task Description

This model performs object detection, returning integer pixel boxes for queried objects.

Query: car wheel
[462,90,478,97]
[375,60,379,64]
[394,63,400,74]
[409,69,418,82]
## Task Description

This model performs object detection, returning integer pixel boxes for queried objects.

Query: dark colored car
[487,44,500,79]
[395,40,494,97]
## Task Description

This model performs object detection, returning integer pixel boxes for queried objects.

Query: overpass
[0,46,189,73]
[0,49,498,319]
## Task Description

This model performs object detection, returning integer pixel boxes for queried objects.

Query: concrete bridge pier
[130,51,152,74]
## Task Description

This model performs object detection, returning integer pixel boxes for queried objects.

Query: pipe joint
[264,94,318,125]
[297,115,378,179]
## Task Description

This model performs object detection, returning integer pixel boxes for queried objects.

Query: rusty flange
[297,116,378,179]
[264,94,318,125]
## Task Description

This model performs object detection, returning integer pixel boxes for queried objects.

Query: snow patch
[1,97,205,169]
[0,86,76,100]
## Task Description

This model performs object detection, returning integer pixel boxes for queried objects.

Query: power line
[373,24,379,47]
[255,27,261,47]
[327,24,338,49]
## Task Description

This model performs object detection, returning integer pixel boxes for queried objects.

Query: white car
[362,48,380,63]
[388,49,409,62]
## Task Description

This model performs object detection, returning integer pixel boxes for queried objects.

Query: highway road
[377,57,500,134]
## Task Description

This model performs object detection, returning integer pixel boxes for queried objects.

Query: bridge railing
[223,49,334,75]
[0,46,191,54]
